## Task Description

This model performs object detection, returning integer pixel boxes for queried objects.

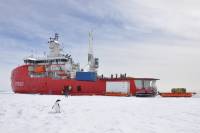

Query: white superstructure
[48,33,63,57]
[24,33,80,79]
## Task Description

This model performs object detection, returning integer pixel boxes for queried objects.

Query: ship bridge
[24,56,70,65]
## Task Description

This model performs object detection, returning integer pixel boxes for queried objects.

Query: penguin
[52,99,61,113]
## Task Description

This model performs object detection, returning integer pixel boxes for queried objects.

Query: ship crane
[87,31,99,72]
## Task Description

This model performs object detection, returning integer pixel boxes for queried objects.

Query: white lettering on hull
[15,82,24,87]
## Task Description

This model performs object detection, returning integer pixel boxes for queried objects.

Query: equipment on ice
[159,88,193,97]
[52,99,61,113]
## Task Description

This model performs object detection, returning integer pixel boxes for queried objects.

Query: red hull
[11,65,139,96]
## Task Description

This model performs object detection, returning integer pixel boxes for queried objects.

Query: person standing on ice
[52,99,61,113]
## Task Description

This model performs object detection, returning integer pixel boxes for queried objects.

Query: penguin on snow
[52,99,61,113]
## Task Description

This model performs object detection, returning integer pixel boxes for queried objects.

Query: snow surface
[0,93,200,133]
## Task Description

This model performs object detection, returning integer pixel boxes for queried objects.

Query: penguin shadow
[48,111,60,114]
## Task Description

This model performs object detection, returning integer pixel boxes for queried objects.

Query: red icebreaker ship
[11,33,159,97]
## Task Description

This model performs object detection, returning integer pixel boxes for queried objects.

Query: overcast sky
[0,0,200,92]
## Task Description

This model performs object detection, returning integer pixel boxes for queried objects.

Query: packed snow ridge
[0,94,200,133]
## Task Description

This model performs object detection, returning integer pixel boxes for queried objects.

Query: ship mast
[88,31,99,72]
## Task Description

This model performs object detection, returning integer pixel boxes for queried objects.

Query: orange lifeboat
[34,66,45,73]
